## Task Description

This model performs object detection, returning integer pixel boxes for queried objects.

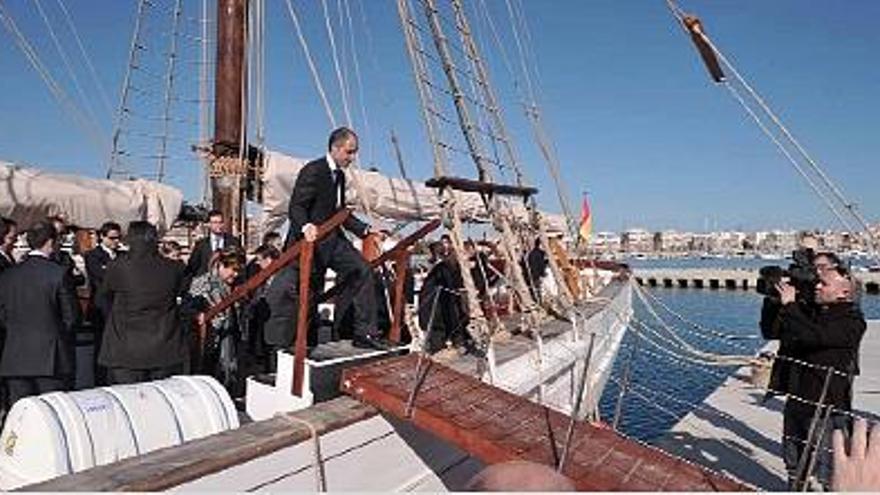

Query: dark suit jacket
[0,255,80,377]
[284,157,369,263]
[185,233,241,279]
[85,246,115,317]
[99,247,188,370]
[0,252,13,275]
[779,302,865,411]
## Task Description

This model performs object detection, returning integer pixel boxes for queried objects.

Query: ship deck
[656,319,880,489]
[444,278,627,377]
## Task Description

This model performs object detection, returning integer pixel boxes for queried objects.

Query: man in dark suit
[48,214,86,288]
[84,221,121,385]
[0,221,80,405]
[0,217,17,274]
[85,222,122,305]
[185,210,242,279]
[0,217,18,409]
[99,221,188,384]
[266,127,388,352]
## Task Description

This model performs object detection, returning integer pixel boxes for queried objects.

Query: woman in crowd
[186,247,244,394]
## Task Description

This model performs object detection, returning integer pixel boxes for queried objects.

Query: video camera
[756,248,818,302]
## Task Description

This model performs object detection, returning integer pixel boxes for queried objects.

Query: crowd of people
[0,211,290,409]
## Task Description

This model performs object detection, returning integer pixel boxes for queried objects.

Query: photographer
[775,266,865,489]
[760,252,842,398]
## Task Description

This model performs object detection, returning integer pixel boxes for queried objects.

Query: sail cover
[0,161,183,231]
[262,150,566,233]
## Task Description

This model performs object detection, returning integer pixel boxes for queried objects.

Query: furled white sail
[0,161,183,231]
[261,150,566,233]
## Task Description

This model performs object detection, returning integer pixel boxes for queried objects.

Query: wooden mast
[212,0,247,236]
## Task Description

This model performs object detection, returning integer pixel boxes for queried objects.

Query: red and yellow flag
[579,194,592,242]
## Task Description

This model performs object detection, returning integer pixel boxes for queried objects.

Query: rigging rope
[284,0,337,128]
[55,0,115,117]
[156,0,184,183]
[320,0,353,127]
[723,82,857,233]
[666,0,877,256]
[343,0,373,167]
[0,2,106,157]
[33,0,105,135]
[108,0,148,179]
[638,284,763,343]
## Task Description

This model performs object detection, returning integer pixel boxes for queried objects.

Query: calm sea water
[597,264,880,442]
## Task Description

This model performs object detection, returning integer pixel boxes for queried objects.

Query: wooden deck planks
[342,353,748,491]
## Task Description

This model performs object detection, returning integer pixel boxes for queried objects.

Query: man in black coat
[48,214,85,288]
[775,266,865,489]
[419,241,469,353]
[0,221,80,405]
[84,221,122,385]
[185,209,242,279]
[98,221,188,384]
[266,127,387,353]
[0,217,17,274]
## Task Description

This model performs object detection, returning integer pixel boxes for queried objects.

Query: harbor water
[599,262,880,442]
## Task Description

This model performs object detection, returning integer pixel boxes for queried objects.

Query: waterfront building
[590,231,622,253]
[622,228,653,253]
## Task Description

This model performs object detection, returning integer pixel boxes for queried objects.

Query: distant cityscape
[586,226,880,256]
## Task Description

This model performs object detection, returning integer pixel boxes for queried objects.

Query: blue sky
[1,1,878,233]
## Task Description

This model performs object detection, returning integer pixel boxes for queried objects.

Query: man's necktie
[334,169,344,208]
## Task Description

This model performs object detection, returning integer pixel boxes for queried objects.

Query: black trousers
[6,376,70,407]
[265,234,378,349]
[107,363,184,385]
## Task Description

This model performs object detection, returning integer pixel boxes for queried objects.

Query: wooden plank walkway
[656,320,880,490]
[342,354,748,491]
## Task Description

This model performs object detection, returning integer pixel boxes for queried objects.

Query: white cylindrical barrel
[0,375,238,490]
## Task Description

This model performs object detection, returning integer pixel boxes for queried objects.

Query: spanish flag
[579,194,592,242]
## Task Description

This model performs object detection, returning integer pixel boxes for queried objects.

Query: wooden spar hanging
[212,0,247,235]
[683,15,725,83]
[425,176,538,198]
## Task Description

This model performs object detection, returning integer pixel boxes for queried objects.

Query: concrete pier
[634,268,880,294]
[654,320,880,489]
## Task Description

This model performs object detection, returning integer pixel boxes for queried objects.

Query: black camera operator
[759,250,842,396]
[759,252,865,489]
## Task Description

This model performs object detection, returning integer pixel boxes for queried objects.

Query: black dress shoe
[351,335,393,351]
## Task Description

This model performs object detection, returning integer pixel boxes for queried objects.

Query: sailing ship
[2,0,871,490]
[0,0,652,490]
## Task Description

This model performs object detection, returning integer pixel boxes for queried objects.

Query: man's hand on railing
[302,223,318,242]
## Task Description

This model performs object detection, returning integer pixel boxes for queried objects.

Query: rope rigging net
[108,0,210,189]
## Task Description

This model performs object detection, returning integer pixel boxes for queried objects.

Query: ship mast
[212,0,248,236]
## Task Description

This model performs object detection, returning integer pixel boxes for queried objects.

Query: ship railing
[199,208,440,396]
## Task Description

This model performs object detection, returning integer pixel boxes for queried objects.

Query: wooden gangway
[342,353,748,491]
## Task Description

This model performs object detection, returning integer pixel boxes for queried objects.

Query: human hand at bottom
[833,418,880,491]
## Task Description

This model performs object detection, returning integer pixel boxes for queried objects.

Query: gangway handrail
[198,210,440,397]
[316,219,440,302]
[202,209,351,323]
[318,218,441,342]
